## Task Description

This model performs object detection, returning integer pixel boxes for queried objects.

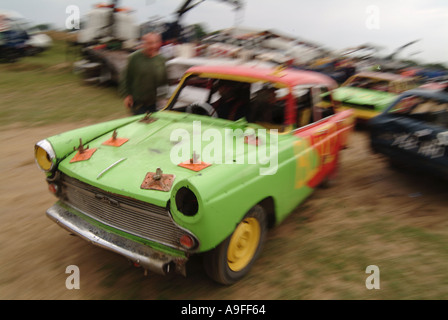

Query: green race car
[35,65,354,284]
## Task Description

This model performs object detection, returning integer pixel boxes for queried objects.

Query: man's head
[142,33,162,57]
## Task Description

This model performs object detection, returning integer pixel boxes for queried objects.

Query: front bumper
[46,203,188,276]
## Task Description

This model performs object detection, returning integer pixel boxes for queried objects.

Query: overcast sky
[1,0,447,65]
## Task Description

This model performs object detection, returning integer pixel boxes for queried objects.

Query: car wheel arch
[202,203,270,285]
[257,196,276,228]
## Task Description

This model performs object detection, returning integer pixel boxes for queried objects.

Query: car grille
[59,173,190,251]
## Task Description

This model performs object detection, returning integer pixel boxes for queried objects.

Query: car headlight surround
[34,139,56,172]
[175,187,199,217]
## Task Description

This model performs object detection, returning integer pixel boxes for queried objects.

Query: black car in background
[369,88,448,178]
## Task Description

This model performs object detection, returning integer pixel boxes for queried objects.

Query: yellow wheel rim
[227,217,261,272]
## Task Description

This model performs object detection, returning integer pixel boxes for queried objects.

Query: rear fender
[293,109,354,187]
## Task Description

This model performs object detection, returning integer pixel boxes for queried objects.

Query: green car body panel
[320,86,397,120]
[46,116,140,171]
[332,87,396,111]
[45,111,317,253]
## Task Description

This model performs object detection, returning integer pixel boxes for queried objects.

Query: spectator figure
[120,33,168,115]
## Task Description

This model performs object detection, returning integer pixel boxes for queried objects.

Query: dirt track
[1,123,447,300]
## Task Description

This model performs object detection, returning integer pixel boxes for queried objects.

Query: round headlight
[34,140,56,172]
[175,187,198,216]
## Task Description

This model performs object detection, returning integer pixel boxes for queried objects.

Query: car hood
[333,87,397,108]
[58,111,277,207]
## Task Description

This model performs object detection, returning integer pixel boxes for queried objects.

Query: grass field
[1,34,447,300]
[0,34,125,127]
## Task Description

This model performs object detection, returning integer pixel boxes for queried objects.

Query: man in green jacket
[120,33,168,115]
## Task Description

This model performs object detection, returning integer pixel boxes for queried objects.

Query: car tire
[203,205,268,285]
